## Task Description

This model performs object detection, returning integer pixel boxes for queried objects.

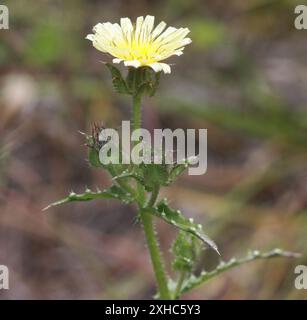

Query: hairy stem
[132,94,142,132]
[132,93,170,299]
[141,188,170,299]
[174,271,186,299]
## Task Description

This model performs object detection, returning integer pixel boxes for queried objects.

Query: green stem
[174,271,186,299]
[132,93,146,206]
[141,190,170,299]
[132,94,142,132]
[132,93,170,300]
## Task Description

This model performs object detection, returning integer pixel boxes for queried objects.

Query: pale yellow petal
[124,60,141,68]
[120,17,133,42]
[113,58,123,63]
[149,62,171,74]
[86,34,94,41]
[142,15,155,37]
[151,21,167,39]
[87,16,191,72]
[134,16,144,45]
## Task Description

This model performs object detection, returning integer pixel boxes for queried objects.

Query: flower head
[86,15,191,74]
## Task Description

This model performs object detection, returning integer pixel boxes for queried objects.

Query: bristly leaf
[166,156,200,185]
[105,63,130,94]
[88,147,103,167]
[180,248,301,295]
[167,163,188,185]
[172,231,201,273]
[43,185,134,211]
[112,170,144,185]
[152,200,220,255]
[142,164,169,191]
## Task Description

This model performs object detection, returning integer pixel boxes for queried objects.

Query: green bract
[105,64,161,97]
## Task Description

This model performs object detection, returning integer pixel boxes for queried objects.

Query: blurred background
[0,0,307,299]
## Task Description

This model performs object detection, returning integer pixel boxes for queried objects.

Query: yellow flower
[86,15,191,74]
